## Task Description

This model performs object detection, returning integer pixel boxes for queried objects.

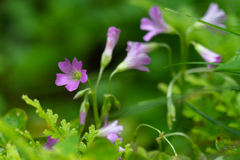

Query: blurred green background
[1,0,240,157]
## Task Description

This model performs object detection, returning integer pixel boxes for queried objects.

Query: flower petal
[140,18,158,31]
[131,66,150,72]
[80,70,88,83]
[58,58,73,74]
[72,58,82,71]
[202,3,219,21]
[55,73,72,86]
[128,53,151,67]
[143,31,159,42]
[80,112,87,125]
[65,80,80,92]
[42,136,59,150]
[107,132,119,144]
[149,6,163,24]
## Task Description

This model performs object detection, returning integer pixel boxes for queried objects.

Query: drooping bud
[101,27,121,69]
[73,88,90,100]
[79,101,89,125]
[79,91,90,125]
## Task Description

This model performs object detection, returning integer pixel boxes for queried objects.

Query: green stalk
[107,69,118,94]
[177,31,186,72]
[95,66,104,92]
[158,43,175,76]
[88,79,100,128]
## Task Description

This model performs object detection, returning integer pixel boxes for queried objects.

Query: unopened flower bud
[101,27,121,69]
[73,88,90,100]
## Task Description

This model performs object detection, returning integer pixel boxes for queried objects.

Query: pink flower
[101,27,121,68]
[98,120,123,137]
[107,132,125,160]
[193,42,221,68]
[116,42,151,72]
[42,136,59,150]
[140,6,174,42]
[126,41,160,53]
[202,3,226,28]
[194,3,226,33]
[56,58,88,92]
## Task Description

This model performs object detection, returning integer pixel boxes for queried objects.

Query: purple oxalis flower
[126,41,160,53]
[42,136,59,150]
[107,132,120,144]
[140,6,175,42]
[98,120,123,137]
[195,3,226,33]
[56,58,88,92]
[193,42,221,68]
[116,42,151,72]
[107,132,125,160]
[101,27,121,68]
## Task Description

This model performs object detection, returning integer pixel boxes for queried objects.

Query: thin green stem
[135,124,161,134]
[164,132,194,145]
[162,136,178,157]
[177,31,186,72]
[95,66,104,92]
[166,72,182,129]
[158,43,175,76]
[88,79,100,128]
[107,69,118,94]
[133,124,177,157]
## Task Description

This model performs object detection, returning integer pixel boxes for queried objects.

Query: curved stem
[107,69,118,94]
[88,79,100,128]
[95,66,104,92]
[133,124,177,157]
[164,132,194,145]
[166,72,182,129]
[134,124,161,134]
[162,136,177,157]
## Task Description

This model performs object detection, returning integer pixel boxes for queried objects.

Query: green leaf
[164,8,240,37]
[214,57,240,74]
[3,108,28,131]
[174,155,192,160]
[184,101,240,137]
[6,144,21,160]
[129,152,149,160]
[0,133,7,148]
[216,129,240,156]
[83,125,98,147]
[157,152,173,160]
[53,134,79,159]
[81,139,118,160]
[123,144,133,160]
[137,146,147,158]
[147,150,160,159]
